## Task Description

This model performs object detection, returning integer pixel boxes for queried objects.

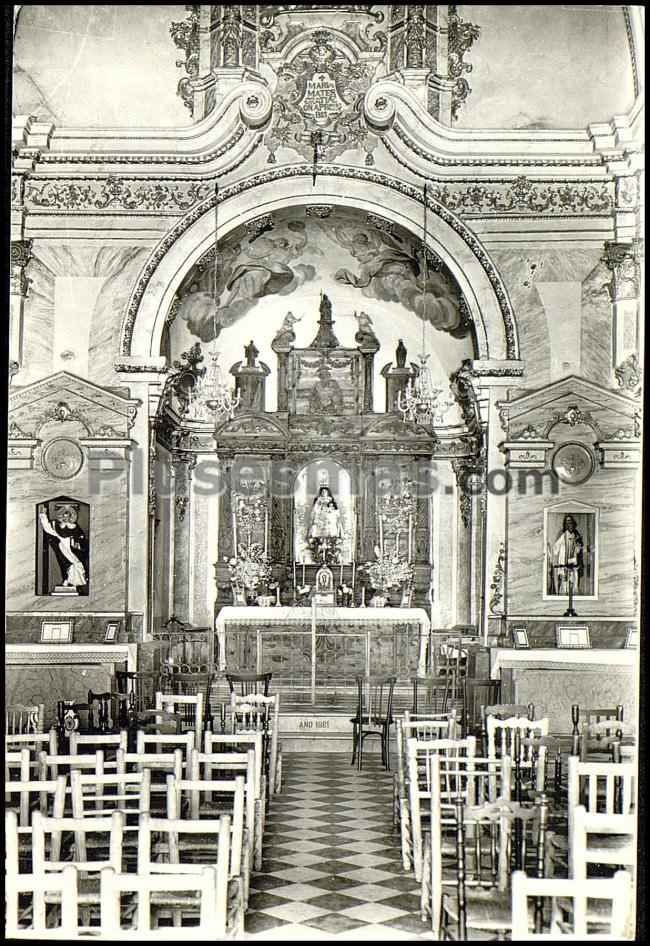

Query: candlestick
[340,561,344,584]
[379,515,383,554]
[408,514,413,563]
[264,509,269,557]
[302,562,306,586]
[360,586,366,608]
[351,560,356,592]
[293,559,297,591]
[232,511,238,555]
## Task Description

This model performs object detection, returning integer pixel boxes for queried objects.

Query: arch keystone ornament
[120,166,519,371]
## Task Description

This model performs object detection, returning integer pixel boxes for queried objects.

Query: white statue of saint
[308,486,342,541]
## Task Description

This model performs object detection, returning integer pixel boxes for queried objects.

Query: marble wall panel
[172,461,191,621]
[507,468,636,617]
[490,246,609,389]
[19,255,55,386]
[6,664,117,729]
[504,619,632,649]
[5,613,127,644]
[581,259,615,386]
[6,465,128,613]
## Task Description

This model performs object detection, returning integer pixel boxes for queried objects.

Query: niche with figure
[293,459,355,565]
[36,497,90,596]
[543,501,598,600]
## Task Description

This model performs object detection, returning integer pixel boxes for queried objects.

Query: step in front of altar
[278,709,396,753]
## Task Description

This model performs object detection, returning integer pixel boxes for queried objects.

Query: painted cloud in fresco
[177,220,317,342]
[175,209,467,342]
[327,222,464,336]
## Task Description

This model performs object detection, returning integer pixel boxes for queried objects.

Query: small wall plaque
[624,626,638,649]
[555,624,591,649]
[41,620,74,643]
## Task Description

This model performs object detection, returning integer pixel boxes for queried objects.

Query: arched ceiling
[13,4,638,131]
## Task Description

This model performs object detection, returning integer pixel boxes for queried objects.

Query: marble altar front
[214,606,430,689]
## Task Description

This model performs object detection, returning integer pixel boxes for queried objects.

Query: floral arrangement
[378,481,416,529]
[361,545,414,591]
[226,543,272,593]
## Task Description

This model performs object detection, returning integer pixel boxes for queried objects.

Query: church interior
[6,4,644,940]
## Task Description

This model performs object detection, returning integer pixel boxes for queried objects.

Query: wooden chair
[166,773,249,905]
[70,769,151,851]
[112,669,161,726]
[424,752,512,934]
[6,729,58,759]
[190,748,263,870]
[6,703,45,734]
[570,805,636,881]
[204,731,266,824]
[351,674,397,771]
[487,714,549,794]
[161,671,216,733]
[69,730,128,760]
[511,869,632,939]
[440,794,550,940]
[155,691,204,749]
[116,748,184,815]
[405,735,477,880]
[579,718,635,763]
[6,746,39,783]
[100,865,227,938]
[225,670,272,697]
[136,729,195,761]
[136,812,244,934]
[410,675,450,716]
[229,693,281,795]
[393,712,458,830]
[480,702,534,754]
[31,809,125,911]
[5,775,67,871]
[5,821,79,940]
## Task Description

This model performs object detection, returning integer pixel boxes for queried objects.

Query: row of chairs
[392,701,637,938]
[5,722,276,936]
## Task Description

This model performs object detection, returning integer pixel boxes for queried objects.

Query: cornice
[364,80,644,177]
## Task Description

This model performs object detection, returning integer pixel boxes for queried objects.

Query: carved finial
[309,292,340,349]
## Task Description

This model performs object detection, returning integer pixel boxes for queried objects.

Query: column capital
[10,239,33,297]
[602,240,641,301]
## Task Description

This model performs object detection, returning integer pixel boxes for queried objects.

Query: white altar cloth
[214,606,431,673]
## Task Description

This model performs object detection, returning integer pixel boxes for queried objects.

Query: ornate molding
[24,177,214,214]
[10,239,33,297]
[602,241,640,301]
[120,163,519,361]
[489,541,506,615]
[170,5,201,114]
[175,495,189,522]
[448,5,480,122]
[383,121,604,170]
[614,353,642,397]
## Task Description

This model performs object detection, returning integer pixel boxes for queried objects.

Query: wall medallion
[551,442,594,486]
[42,438,84,479]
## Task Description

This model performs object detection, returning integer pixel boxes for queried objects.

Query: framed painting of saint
[543,501,598,601]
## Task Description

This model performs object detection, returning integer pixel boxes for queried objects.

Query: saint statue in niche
[549,514,584,596]
[308,486,342,541]
[308,362,344,414]
[37,500,89,595]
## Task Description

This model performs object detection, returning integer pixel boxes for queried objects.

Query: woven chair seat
[442,887,526,932]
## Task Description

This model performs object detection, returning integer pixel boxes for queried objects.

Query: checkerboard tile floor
[244,752,433,940]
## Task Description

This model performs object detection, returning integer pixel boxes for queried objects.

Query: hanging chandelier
[397,183,447,427]
[184,181,240,424]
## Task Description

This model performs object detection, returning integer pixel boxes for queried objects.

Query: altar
[215,606,430,700]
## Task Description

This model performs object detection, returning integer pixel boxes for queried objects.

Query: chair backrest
[100,864,225,938]
[511,869,632,939]
[428,753,512,937]
[225,670,272,697]
[486,715,549,761]
[355,674,397,724]
[113,670,160,715]
[6,729,57,757]
[5,774,67,830]
[156,691,204,748]
[70,769,151,832]
[6,703,45,735]
[579,718,635,762]
[166,773,245,876]
[410,676,455,715]
[203,731,264,799]
[451,795,548,940]
[32,808,124,872]
[69,730,128,757]
[229,693,278,732]
[190,748,258,839]
[5,746,36,783]
[407,735,477,801]
[570,804,636,880]
[136,729,195,759]
[137,811,233,909]
[38,750,108,786]
[483,703,534,721]
[116,747,184,778]
[5,817,79,939]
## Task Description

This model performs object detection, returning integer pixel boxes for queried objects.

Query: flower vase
[369,590,388,608]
